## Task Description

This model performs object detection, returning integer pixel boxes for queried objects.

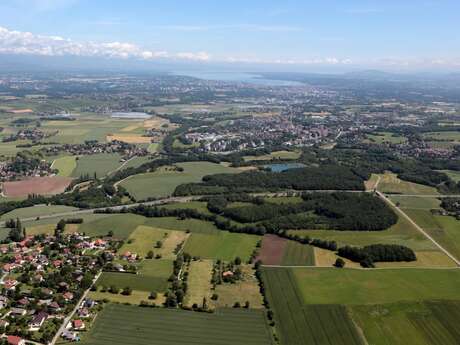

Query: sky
[0,0,459,72]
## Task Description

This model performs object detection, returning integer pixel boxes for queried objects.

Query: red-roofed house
[72,319,85,330]
[7,335,25,345]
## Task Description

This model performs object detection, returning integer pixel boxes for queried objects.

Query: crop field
[120,162,239,200]
[159,201,212,215]
[256,235,315,266]
[184,259,213,307]
[2,176,73,197]
[243,150,301,162]
[291,267,460,305]
[281,240,315,266]
[377,173,439,195]
[78,214,148,239]
[389,195,441,209]
[351,301,460,345]
[96,271,169,292]
[183,232,259,261]
[88,290,162,305]
[120,156,152,169]
[144,217,220,234]
[256,234,287,265]
[80,303,273,345]
[365,132,407,144]
[404,209,460,259]
[119,225,170,257]
[0,204,78,220]
[51,155,77,176]
[137,259,173,278]
[262,267,365,345]
[313,247,360,268]
[289,213,437,252]
[71,153,123,178]
[422,131,460,141]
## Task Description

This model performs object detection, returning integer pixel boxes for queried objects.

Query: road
[50,271,102,345]
[376,190,460,266]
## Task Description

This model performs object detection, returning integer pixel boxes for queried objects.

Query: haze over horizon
[1,0,460,73]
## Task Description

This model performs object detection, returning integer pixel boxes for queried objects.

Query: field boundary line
[377,191,460,267]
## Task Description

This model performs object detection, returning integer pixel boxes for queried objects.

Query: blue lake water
[264,163,306,172]
[172,71,303,86]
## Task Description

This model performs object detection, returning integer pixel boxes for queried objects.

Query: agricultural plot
[144,217,220,234]
[2,176,73,197]
[119,225,170,257]
[262,267,364,345]
[159,201,212,215]
[243,150,301,162]
[438,169,460,182]
[0,204,78,220]
[78,214,147,239]
[184,232,259,261]
[120,162,239,200]
[404,209,460,259]
[365,132,407,144]
[389,195,441,209]
[120,156,152,170]
[256,235,315,266]
[292,267,460,305]
[184,259,214,307]
[95,271,168,293]
[51,155,77,176]
[351,300,460,345]
[212,265,264,309]
[377,173,439,195]
[88,290,162,305]
[71,153,123,178]
[80,303,273,345]
[422,131,460,142]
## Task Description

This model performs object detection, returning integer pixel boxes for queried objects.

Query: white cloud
[0,26,210,61]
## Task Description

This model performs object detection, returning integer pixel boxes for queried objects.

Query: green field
[422,131,460,141]
[389,196,441,209]
[378,173,439,195]
[365,132,407,144]
[243,150,301,162]
[96,271,169,292]
[351,301,460,345]
[262,267,365,345]
[121,156,152,169]
[184,232,259,261]
[404,209,460,259]
[438,170,460,182]
[78,214,147,239]
[159,201,212,215]
[137,259,173,277]
[71,153,123,178]
[291,267,460,305]
[0,205,78,221]
[144,217,220,234]
[120,162,239,200]
[281,241,315,266]
[289,213,436,251]
[80,304,273,345]
[52,155,77,176]
[119,225,169,257]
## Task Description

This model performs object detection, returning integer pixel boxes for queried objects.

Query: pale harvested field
[159,230,189,259]
[2,176,72,197]
[184,260,213,307]
[314,247,360,268]
[120,123,142,132]
[376,250,456,268]
[107,134,152,143]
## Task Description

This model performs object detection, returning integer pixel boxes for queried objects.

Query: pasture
[52,155,77,177]
[71,153,123,178]
[389,195,441,209]
[79,303,273,345]
[119,225,170,257]
[184,259,213,307]
[120,162,239,200]
[377,173,439,195]
[0,204,78,221]
[183,232,259,261]
[78,214,147,239]
[262,267,365,345]
[95,271,168,292]
[351,301,460,345]
[291,267,460,305]
[243,150,301,162]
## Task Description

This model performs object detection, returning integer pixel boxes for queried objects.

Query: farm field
[78,214,147,239]
[120,162,239,200]
[243,150,301,162]
[119,225,170,257]
[79,303,273,345]
[71,153,123,178]
[144,217,220,234]
[88,290,163,305]
[95,271,169,292]
[351,301,460,345]
[0,204,78,220]
[291,267,460,305]
[212,265,264,309]
[52,155,77,177]
[184,259,214,307]
[389,195,441,209]
[256,235,315,266]
[404,209,460,259]
[183,231,259,261]
[421,131,460,141]
[262,267,365,345]
[377,173,439,195]
[2,176,73,197]
[120,155,152,169]
[289,213,437,252]
[159,201,212,215]
[365,132,407,144]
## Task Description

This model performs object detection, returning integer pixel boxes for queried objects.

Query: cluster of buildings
[2,128,56,143]
[0,232,114,343]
